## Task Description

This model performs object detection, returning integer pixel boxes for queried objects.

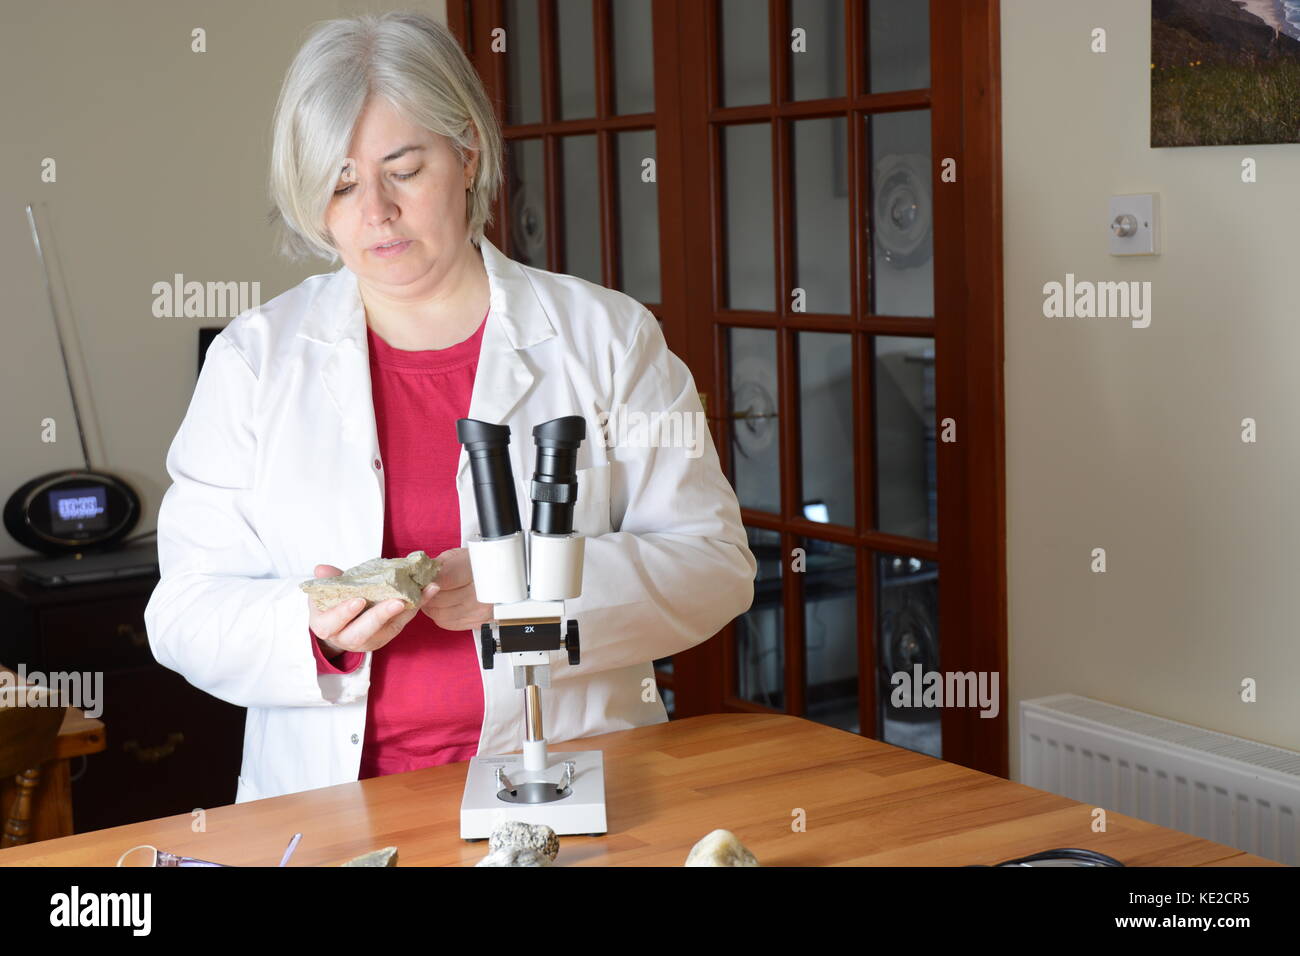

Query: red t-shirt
[311,306,489,777]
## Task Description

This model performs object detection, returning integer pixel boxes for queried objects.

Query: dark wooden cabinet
[0,546,245,835]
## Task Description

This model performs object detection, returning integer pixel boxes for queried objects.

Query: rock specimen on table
[476,846,554,867]
[683,829,759,866]
[475,820,560,867]
[341,846,398,867]
[300,551,441,612]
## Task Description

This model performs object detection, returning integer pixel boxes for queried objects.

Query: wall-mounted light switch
[1108,193,1159,256]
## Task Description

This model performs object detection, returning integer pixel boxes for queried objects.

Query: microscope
[455,415,608,839]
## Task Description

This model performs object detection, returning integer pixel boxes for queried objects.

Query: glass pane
[653,656,673,674]
[867,0,931,94]
[789,0,845,101]
[723,123,774,310]
[506,138,547,267]
[875,552,940,758]
[798,332,854,526]
[557,0,597,120]
[661,685,676,717]
[561,135,601,284]
[728,328,780,513]
[800,536,858,732]
[505,0,542,124]
[867,110,933,317]
[874,336,936,540]
[736,526,783,708]
[720,0,769,106]
[792,117,850,314]
[615,129,660,303]
[613,0,655,114]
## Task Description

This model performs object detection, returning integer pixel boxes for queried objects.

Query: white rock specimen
[341,846,398,867]
[475,846,554,867]
[684,829,760,866]
[300,551,441,612]
[475,820,560,866]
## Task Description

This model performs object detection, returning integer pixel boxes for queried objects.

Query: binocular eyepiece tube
[455,419,521,540]
[457,415,589,605]
[529,416,586,536]
[456,416,587,539]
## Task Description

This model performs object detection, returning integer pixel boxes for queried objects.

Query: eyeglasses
[116,846,225,867]
[116,833,302,867]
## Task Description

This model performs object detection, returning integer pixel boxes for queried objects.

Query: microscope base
[460,749,607,839]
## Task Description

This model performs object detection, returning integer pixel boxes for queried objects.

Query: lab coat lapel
[464,319,531,444]
[309,273,384,560]
[456,236,556,508]
[319,339,374,447]
[302,263,376,448]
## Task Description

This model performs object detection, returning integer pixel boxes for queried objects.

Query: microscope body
[456,416,608,839]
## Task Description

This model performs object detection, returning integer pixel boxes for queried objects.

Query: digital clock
[3,470,140,554]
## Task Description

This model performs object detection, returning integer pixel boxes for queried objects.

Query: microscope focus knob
[480,623,496,670]
[566,619,580,666]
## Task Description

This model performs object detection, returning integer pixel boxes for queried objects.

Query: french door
[448,0,1007,776]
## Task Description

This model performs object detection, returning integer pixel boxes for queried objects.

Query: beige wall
[1003,0,1300,777]
[0,0,445,554]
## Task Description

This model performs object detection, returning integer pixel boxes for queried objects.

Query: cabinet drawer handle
[116,623,148,647]
[123,732,184,763]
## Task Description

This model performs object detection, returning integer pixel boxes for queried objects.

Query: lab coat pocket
[573,465,611,537]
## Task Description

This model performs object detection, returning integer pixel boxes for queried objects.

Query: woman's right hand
[308,564,440,656]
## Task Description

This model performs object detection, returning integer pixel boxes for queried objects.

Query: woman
[144,11,756,805]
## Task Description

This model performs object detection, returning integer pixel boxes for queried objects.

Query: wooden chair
[0,684,65,848]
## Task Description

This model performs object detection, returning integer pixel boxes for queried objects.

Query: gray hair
[267,10,502,262]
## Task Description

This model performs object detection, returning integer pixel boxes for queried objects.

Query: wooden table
[0,664,105,844]
[0,714,1277,866]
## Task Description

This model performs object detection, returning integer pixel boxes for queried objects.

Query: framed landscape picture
[1152,0,1300,146]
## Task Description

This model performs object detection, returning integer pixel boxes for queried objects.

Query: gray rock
[683,829,760,866]
[341,846,398,866]
[486,820,560,862]
[300,551,441,612]
[475,846,553,867]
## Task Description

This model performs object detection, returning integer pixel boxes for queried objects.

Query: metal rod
[524,683,543,742]
[25,202,96,470]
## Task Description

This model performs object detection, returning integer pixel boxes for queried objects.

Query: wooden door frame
[932,0,1006,779]
[448,0,1007,778]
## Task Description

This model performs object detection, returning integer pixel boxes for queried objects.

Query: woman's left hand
[424,547,495,633]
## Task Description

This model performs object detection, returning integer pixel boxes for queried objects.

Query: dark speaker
[198,327,224,376]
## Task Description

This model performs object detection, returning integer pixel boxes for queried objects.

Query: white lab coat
[143,235,756,804]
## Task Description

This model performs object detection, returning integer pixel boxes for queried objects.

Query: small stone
[475,846,553,867]
[341,846,398,866]
[683,829,759,867]
[300,551,441,612]
[486,820,560,862]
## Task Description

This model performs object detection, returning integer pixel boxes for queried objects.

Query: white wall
[0,0,446,555]
[1003,0,1300,778]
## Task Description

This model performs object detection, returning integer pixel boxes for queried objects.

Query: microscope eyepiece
[456,419,511,448]
[531,416,586,536]
[532,416,587,447]
[456,418,521,539]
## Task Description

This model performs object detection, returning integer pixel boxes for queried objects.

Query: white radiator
[1019,694,1300,865]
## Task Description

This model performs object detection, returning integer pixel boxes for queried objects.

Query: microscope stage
[460,749,607,840]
